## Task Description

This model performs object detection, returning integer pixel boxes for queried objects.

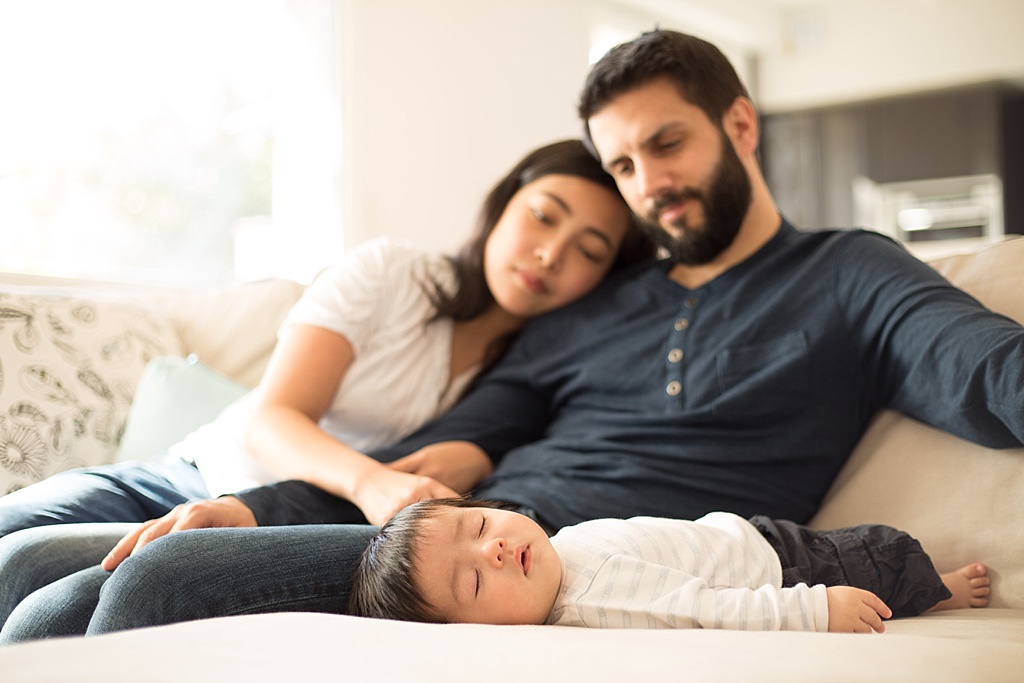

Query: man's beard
[641,133,752,266]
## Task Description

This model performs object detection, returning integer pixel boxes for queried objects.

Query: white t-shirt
[179,238,480,497]
[546,512,829,631]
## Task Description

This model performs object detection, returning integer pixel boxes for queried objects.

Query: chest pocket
[713,332,810,422]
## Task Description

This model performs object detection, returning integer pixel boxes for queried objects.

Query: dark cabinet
[762,84,1023,237]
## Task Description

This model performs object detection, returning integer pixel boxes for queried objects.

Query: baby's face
[414,507,561,625]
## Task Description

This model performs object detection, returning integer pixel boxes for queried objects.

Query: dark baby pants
[749,516,952,618]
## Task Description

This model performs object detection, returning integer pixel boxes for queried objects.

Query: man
[5,30,1023,639]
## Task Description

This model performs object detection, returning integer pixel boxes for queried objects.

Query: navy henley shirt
[239,221,1024,529]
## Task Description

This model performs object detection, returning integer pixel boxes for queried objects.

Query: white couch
[1,236,1023,682]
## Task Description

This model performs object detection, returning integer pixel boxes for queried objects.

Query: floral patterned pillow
[0,291,183,495]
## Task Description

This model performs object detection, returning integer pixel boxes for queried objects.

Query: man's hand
[101,496,257,571]
[826,586,893,633]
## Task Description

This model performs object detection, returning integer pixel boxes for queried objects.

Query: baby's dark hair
[348,498,507,623]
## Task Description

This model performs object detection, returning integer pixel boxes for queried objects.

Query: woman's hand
[387,441,494,493]
[350,466,460,526]
[347,441,494,525]
[101,497,257,571]
[826,586,892,633]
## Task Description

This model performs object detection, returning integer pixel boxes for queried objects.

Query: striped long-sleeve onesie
[546,512,829,631]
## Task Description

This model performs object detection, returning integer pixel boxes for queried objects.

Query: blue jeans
[0,524,133,643]
[0,523,379,642]
[87,525,380,634]
[0,457,210,537]
[0,457,209,642]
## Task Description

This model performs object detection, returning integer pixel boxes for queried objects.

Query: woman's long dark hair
[426,139,655,325]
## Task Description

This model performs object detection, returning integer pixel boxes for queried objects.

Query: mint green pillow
[116,355,249,462]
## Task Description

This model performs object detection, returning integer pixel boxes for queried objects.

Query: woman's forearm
[243,403,386,502]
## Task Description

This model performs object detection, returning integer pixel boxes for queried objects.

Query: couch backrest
[811,237,1024,609]
[0,275,304,494]
[160,279,305,388]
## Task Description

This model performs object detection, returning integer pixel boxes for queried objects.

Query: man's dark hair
[578,29,751,155]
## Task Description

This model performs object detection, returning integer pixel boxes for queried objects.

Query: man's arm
[371,363,553,465]
[836,232,1024,448]
[233,479,368,525]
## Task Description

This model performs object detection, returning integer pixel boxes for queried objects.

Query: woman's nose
[535,240,565,271]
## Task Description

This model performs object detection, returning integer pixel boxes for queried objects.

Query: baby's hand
[826,586,893,633]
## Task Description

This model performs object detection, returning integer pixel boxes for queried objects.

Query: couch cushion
[1,611,1022,683]
[116,355,248,462]
[0,290,183,494]
[161,278,305,388]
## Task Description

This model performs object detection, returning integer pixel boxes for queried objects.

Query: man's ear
[722,97,759,156]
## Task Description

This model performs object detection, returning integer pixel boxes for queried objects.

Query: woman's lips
[516,269,549,295]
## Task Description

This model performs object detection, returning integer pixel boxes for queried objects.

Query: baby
[348,498,990,632]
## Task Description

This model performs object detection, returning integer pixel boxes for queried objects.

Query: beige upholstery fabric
[162,278,305,388]
[0,290,182,493]
[2,611,1022,683]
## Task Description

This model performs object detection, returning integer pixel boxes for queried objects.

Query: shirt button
[674,318,689,331]
[666,381,682,396]
[668,348,683,363]
[684,297,699,309]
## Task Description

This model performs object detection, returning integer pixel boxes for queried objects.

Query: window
[0,0,342,286]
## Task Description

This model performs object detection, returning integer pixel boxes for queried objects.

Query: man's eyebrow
[641,122,684,151]
[606,121,687,172]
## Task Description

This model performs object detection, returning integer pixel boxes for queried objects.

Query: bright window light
[0,0,342,286]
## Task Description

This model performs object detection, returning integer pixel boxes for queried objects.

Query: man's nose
[635,158,673,203]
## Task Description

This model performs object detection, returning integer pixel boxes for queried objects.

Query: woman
[0,139,654,641]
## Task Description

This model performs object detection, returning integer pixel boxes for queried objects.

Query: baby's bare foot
[929,563,990,612]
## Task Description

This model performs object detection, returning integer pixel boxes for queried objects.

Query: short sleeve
[281,238,444,355]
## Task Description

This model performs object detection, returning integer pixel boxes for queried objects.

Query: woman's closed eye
[531,207,552,224]
[577,243,606,264]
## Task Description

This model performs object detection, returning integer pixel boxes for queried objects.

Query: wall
[598,1,1024,114]
[757,0,1024,113]
[340,0,595,254]
[336,0,1024,253]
